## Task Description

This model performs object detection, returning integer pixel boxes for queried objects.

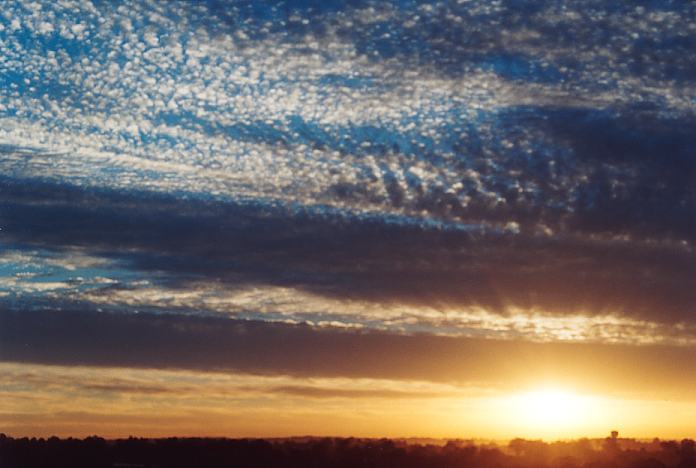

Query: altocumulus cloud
[0,0,694,388]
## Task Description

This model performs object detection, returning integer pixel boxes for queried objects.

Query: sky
[0,0,695,440]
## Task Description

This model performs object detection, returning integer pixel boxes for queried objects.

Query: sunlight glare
[501,388,601,437]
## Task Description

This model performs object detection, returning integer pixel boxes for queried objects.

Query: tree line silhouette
[1,433,695,468]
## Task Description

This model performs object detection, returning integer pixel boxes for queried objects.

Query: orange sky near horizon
[3,350,696,441]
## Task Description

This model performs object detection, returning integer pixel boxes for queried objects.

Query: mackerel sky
[0,0,695,438]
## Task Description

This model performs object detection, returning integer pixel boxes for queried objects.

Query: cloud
[0,364,455,401]
[1,175,694,323]
[0,0,694,231]
[3,308,696,399]
[1,1,695,421]
[259,385,445,400]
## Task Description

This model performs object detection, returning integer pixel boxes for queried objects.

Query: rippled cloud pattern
[1,0,695,379]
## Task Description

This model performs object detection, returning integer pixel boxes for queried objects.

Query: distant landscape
[2,434,695,468]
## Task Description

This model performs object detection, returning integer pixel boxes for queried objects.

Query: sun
[501,388,600,436]
[519,389,586,425]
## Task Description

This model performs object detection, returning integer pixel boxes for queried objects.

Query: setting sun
[517,389,592,425]
[493,388,605,438]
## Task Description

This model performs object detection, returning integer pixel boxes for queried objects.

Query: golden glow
[509,389,597,431]
[437,387,610,440]
[5,363,696,440]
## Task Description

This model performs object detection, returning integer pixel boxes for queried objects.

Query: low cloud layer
[2,176,694,325]
[4,308,696,399]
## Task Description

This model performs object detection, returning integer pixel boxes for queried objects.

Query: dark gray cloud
[1,171,694,322]
[3,308,696,398]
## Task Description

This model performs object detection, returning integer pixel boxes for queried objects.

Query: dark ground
[1,434,695,468]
